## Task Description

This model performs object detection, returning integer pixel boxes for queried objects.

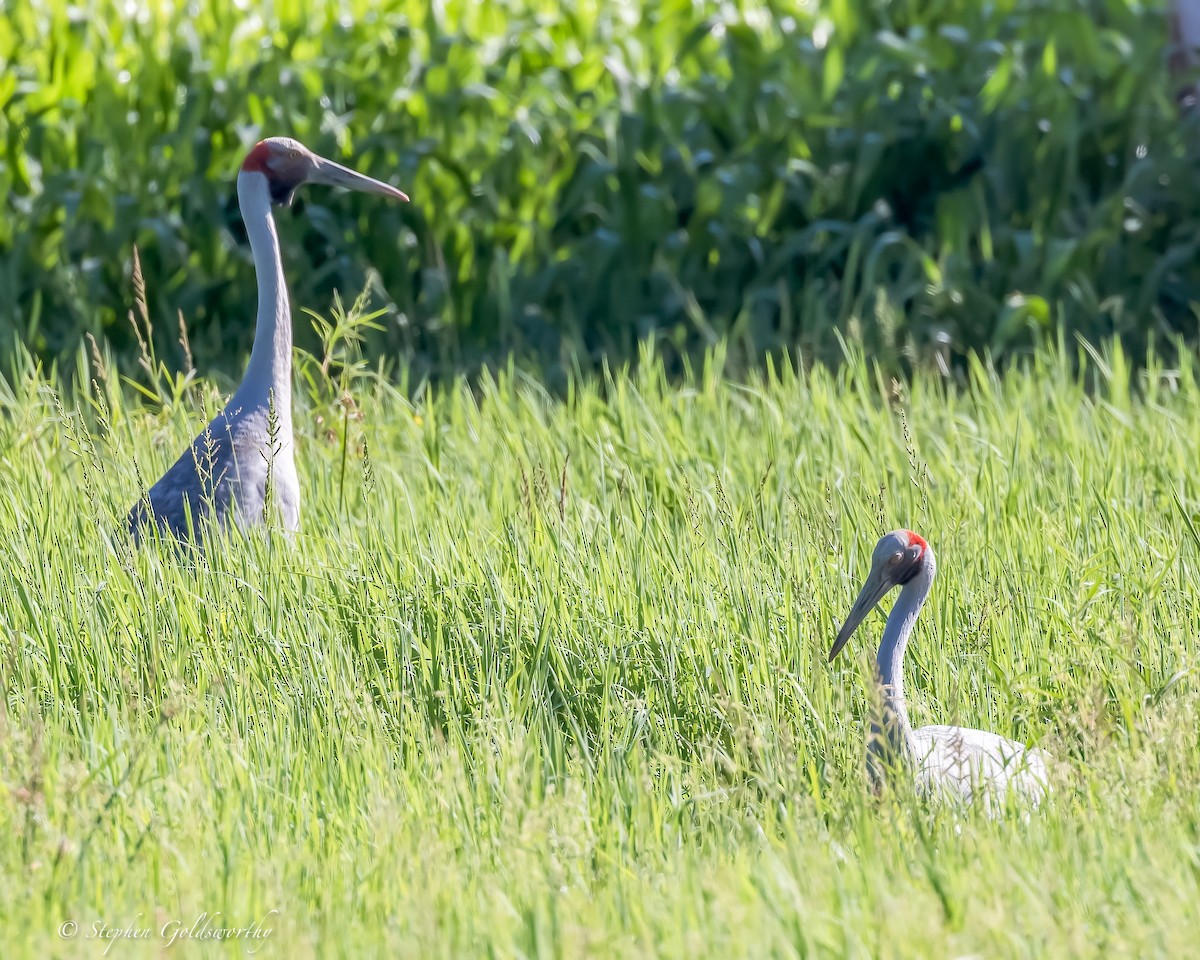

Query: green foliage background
[1,0,1195,380]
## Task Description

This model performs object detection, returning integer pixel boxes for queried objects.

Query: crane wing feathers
[912,724,1050,808]
[126,411,298,544]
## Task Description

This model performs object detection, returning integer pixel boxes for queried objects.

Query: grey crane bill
[829,570,894,662]
[309,156,410,202]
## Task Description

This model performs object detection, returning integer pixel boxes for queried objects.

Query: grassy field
[0,336,1197,957]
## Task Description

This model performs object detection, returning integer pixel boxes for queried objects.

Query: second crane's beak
[310,156,409,202]
[829,568,894,662]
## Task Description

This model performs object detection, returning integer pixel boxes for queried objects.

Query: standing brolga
[127,137,408,545]
[829,530,1050,810]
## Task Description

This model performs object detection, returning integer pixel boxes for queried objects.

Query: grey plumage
[127,402,298,546]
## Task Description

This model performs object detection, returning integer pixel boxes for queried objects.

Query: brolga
[829,530,1049,809]
[127,137,408,545]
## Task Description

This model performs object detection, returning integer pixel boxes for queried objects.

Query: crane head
[829,529,934,662]
[240,137,410,208]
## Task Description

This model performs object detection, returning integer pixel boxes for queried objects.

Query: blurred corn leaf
[0,0,1192,386]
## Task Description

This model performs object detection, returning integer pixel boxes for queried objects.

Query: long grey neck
[870,565,934,770]
[231,171,292,426]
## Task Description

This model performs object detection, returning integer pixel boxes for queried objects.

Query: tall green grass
[1,336,1198,956]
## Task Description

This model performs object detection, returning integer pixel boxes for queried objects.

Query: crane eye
[289,150,301,159]
[887,553,902,566]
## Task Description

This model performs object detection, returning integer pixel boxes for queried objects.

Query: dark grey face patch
[268,174,303,207]
[894,548,924,585]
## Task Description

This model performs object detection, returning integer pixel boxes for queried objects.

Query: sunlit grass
[1,339,1198,957]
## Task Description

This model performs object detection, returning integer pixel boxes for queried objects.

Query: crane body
[127,137,407,545]
[831,530,1049,809]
